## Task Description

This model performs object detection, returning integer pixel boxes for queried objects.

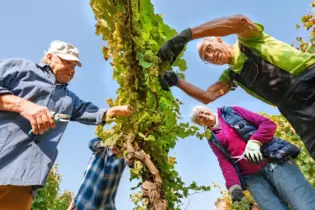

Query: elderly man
[158,14,315,160]
[0,40,131,210]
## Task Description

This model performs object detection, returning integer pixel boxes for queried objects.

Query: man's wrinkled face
[198,37,232,65]
[46,53,79,84]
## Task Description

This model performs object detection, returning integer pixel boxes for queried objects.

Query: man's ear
[216,37,223,43]
[46,53,53,62]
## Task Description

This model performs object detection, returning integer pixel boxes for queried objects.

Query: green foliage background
[32,165,73,210]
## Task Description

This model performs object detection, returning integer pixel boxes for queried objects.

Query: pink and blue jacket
[209,106,277,189]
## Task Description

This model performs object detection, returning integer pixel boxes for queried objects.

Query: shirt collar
[38,62,51,70]
[37,62,69,86]
[212,113,221,129]
[229,42,239,68]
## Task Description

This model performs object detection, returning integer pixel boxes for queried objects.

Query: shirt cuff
[226,179,242,189]
[229,184,242,192]
[96,108,107,125]
[0,87,13,95]
[88,137,105,152]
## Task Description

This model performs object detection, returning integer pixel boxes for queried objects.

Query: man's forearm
[190,14,259,39]
[0,94,25,113]
[177,79,211,104]
[102,105,131,122]
[177,79,230,104]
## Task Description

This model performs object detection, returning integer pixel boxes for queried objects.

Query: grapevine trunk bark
[126,134,168,210]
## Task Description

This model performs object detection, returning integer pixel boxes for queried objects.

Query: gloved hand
[158,28,192,64]
[244,140,264,164]
[159,71,180,90]
[229,185,244,202]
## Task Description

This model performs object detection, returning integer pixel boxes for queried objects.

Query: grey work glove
[229,185,244,202]
[158,28,192,64]
[244,140,264,164]
[159,71,180,90]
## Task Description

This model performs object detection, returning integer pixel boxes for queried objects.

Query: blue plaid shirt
[73,137,126,210]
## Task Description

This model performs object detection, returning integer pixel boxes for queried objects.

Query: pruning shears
[28,112,71,136]
[231,153,245,163]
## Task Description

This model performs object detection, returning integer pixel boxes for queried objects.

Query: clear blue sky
[0,0,311,209]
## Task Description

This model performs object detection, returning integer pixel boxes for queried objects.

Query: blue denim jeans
[244,160,315,210]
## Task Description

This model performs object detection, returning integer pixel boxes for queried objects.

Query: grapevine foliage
[294,1,315,52]
[90,0,210,209]
[32,165,74,210]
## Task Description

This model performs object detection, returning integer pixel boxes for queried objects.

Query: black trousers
[279,64,315,159]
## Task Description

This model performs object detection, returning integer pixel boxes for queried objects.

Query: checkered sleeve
[74,146,126,210]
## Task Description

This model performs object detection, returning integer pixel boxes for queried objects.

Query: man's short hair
[197,37,221,62]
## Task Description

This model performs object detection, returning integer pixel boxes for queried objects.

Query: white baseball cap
[46,40,82,67]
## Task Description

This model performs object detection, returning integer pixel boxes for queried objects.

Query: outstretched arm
[191,14,261,39]
[70,91,132,125]
[158,14,261,63]
[177,79,231,104]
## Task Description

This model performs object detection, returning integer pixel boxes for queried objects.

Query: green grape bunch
[231,197,252,210]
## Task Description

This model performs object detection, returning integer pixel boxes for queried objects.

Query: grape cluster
[144,50,159,64]
[231,197,252,210]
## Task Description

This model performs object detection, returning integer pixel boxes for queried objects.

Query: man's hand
[111,147,120,155]
[229,185,244,202]
[158,28,192,64]
[159,71,180,90]
[244,140,264,164]
[19,100,56,135]
[106,105,132,119]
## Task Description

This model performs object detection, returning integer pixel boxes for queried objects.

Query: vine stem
[125,133,168,210]
[128,0,132,29]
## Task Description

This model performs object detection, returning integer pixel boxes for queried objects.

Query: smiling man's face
[198,37,233,65]
[46,53,79,84]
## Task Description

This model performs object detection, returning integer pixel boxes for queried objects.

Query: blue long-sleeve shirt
[0,58,106,188]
